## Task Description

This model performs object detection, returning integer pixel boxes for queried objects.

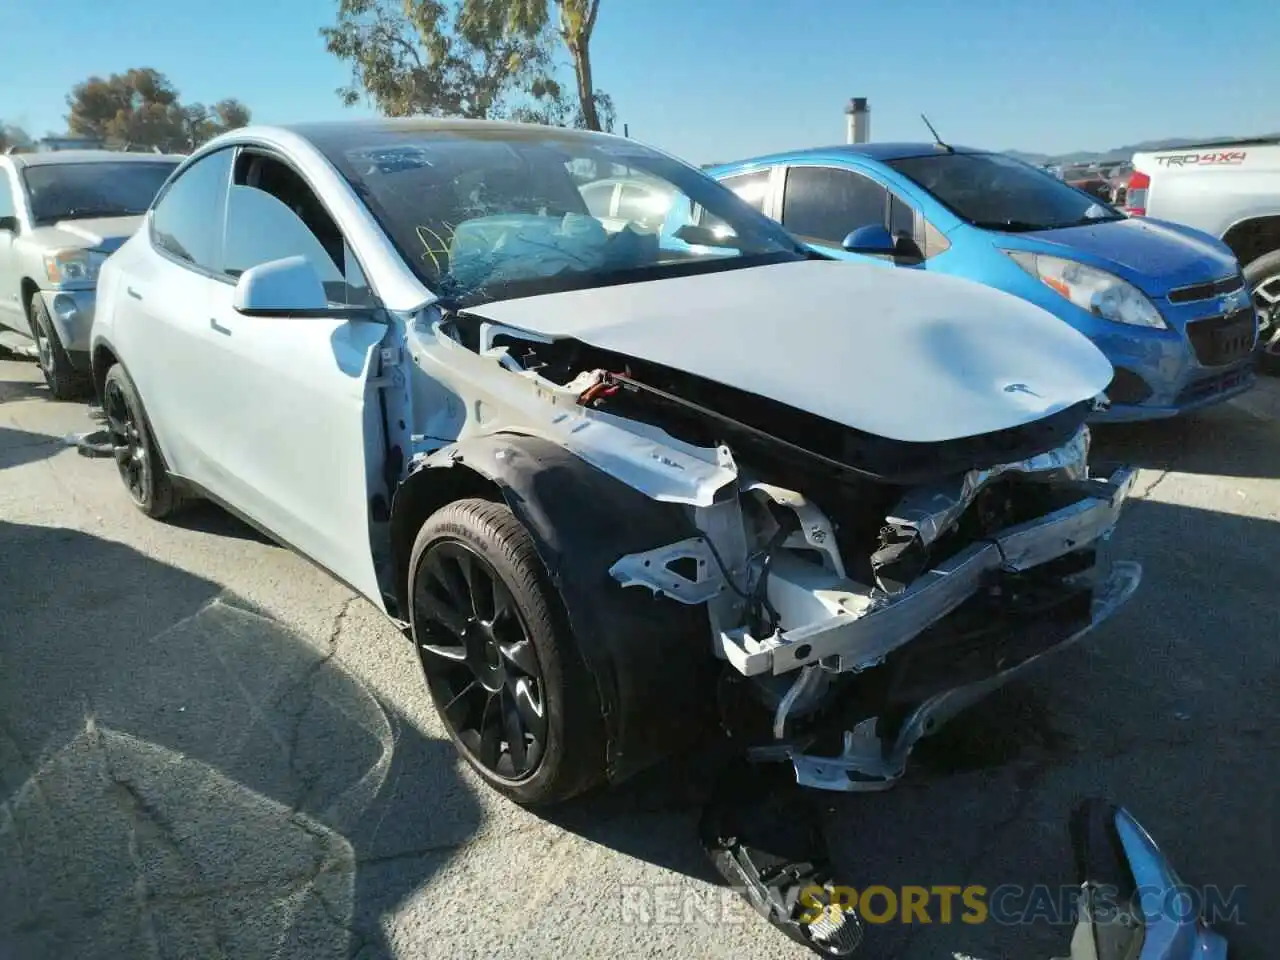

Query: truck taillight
[1124,171,1149,216]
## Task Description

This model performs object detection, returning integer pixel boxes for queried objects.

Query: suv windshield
[23,161,179,226]
[322,128,807,304]
[886,152,1123,232]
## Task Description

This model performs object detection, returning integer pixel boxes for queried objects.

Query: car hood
[468,259,1114,444]
[26,216,145,254]
[1008,216,1239,293]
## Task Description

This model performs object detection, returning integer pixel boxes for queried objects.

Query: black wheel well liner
[1222,215,1280,268]
[91,339,120,403]
[389,433,718,782]
[20,278,39,317]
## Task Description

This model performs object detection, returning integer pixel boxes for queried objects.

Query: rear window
[22,161,178,226]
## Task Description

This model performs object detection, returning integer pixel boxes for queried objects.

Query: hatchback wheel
[102,364,182,519]
[409,498,606,805]
[1245,250,1280,374]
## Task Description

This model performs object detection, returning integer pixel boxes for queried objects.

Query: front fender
[396,433,718,783]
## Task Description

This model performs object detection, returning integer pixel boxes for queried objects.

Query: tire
[101,363,183,519]
[408,498,607,805]
[29,294,91,400]
[1244,249,1280,375]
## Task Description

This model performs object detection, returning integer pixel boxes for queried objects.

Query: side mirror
[233,256,380,320]
[0,215,18,233]
[842,224,924,263]
[841,224,896,255]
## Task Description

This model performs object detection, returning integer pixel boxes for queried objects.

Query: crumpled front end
[609,421,1142,792]
[407,309,1141,791]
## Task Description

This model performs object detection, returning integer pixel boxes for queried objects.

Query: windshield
[323,129,807,304]
[886,152,1123,232]
[22,161,179,225]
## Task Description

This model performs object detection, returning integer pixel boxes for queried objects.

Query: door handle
[126,286,143,300]
[209,317,232,336]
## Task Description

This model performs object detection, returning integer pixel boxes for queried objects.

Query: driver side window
[222,153,371,306]
[782,166,887,246]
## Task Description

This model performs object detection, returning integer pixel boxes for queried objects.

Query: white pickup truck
[1124,138,1280,367]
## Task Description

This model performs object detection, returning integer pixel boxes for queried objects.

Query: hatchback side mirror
[233,256,381,320]
[842,224,924,263]
[0,215,18,233]
[841,224,896,255]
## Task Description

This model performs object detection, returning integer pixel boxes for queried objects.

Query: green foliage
[65,68,251,152]
[322,0,612,131]
[0,123,33,153]
[321,0,559,119]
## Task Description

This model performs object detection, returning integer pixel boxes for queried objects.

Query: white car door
[198,155,391,605]
[110,147,235,478]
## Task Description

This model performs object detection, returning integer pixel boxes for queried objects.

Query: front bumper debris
[701,786,1229,959]
[767,560,1141,792]
[720,467,1138,678]
[1064,799,1228,960]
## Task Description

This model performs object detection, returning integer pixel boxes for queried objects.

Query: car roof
[279,117,631,154]
[8,150,186,168]
[709,142,988,172]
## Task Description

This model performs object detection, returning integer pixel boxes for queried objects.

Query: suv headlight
[43,249,107,285]
[1005,250,1166,329]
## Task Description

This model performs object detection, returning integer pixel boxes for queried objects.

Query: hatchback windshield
[322,129,806,304]
[22,161,179,226]
[886,152,1123,232]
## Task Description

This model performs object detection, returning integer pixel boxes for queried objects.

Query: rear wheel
[1245,250,1280,374]
[102,364,182,519]
[29,294,91,400]
[408,498,607,805]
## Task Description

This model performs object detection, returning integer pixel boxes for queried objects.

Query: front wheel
[408,498,607,806]
[101,364,183,519]
[1245,249,1280,374]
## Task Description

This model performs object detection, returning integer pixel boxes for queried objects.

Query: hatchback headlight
[1005,250,1166,329]
[43,249,107,285]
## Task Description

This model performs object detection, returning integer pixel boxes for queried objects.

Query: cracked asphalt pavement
[2,355,1278,959]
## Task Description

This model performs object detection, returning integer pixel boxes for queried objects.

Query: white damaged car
[90,120,1142,806]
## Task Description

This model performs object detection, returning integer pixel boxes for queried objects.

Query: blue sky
[2,0,1276,163]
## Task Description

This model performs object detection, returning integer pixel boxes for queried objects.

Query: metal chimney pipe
[844,98,870,144]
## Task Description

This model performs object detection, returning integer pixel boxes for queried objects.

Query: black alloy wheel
[103,373,153,507]
[100,364,181,518]
[415,539,549,781]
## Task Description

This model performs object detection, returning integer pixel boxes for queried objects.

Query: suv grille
[1186,308,1256,366]
[1167,274,1245,305]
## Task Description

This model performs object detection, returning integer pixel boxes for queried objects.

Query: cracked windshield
[330,133,803,304]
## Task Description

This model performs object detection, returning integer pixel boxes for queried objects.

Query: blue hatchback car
[708,144,1258,420]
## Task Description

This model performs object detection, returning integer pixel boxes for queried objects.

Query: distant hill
[1005,133,1280,167]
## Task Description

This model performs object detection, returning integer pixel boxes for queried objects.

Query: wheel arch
[1221,215,1280,269]
[91,336,121,404]
[390,432,717,783]
[20,277,40,314]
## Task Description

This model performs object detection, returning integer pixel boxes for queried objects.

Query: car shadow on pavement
[537,490,1280,958]
[1092,401,1280,479]
[166,499,275,544]
[0,426,65,471]
[0,521,483,960]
